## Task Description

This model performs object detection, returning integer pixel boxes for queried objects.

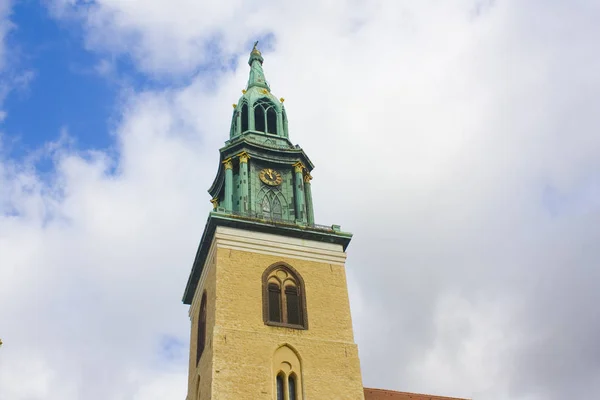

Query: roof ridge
[364,387,470,400]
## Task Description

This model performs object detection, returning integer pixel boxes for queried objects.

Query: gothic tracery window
[259,190,285,221]
[263,263,307,329]
[253,98,278,135]
[273,345,303,400]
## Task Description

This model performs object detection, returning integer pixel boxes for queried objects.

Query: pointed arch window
[288,374,297,400]
[241,102,249,133]
[230,110,238,137]
[254,98,278,135]
[196,292,207,365]
[259,189,286,222]
[276,373,285,400]
[262,263,308,329]
[273,345,303,400]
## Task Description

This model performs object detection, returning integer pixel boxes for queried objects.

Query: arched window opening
[254,105,265,132]
[273,346,303,400]
[267,107,277,134]
[276,373,285,400]
[268,282,282,322]
[254,98,278,134]
[196,292,207,364]
[288,374,297,400]
[241,102,249,132]
[263,264,308,329]
[258,189,286,221]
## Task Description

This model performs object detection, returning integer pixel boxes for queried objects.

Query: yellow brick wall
[187,250,217,400]
[199,245,366,400]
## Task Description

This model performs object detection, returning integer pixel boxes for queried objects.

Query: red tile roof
[364,387,470,400]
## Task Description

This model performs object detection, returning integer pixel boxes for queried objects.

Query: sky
[1,0,600,399]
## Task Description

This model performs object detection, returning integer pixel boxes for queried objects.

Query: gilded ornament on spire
[252,40,261,54]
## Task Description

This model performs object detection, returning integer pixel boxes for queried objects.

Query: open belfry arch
[182,42,470,400]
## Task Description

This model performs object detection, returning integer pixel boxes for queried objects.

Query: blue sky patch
[3,0,118,163]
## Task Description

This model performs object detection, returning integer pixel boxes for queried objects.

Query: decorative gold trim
[280,97,285,103]
[210,198,219,210]
[237,151,250,163]
[293,161,305,173]
[242,89,247,94]
[261,88,269,94]
[222,158,233,170]
[303,173,312,183]
[232,104,237,108]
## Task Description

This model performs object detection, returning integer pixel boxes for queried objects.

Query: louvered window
[268,283,282,322]
[285,285,301,325]
[263,264,307,329]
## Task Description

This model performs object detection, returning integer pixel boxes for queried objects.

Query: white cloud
[2,1,600,399]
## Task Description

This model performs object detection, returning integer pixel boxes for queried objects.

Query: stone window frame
[273,344,303,400]
[262,262,308,330]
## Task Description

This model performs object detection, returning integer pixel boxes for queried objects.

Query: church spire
[247,41,270,91]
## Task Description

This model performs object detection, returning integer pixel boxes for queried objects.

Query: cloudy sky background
[1,1,600,399]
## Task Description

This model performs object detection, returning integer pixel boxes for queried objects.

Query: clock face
[259,168,283,186]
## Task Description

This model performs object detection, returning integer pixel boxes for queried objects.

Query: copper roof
[364,387,470,400]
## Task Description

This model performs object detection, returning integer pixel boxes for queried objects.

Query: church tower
[182,43,365,400]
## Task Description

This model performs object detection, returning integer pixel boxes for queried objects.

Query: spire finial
[247,40,269,91]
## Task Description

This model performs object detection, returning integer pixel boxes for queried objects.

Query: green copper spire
[247,41,270,91]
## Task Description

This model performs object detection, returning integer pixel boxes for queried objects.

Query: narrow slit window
[241,103,249,132]
[268,283,282,322]
[230,111,238,136]
[196,292,207,364]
